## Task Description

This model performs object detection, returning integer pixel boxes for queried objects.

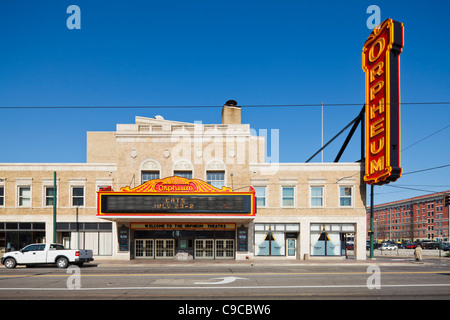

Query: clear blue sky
[0,0,449,205]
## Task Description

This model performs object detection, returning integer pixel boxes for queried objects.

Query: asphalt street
[0,256,449,301]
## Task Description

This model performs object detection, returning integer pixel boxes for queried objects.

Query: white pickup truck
[1,243,94,269]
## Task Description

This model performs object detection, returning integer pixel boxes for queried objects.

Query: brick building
[367,191,450,242]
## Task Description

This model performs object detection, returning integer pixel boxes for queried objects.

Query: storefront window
[255,233,269,256]
[254,223,299,256]
[270,232,285,255]
[0,222,46,253]
[310,232,325,255]
[327,233,341,256]
[310,223,355,256]
[57,222,113,255]
[311,231,341,256]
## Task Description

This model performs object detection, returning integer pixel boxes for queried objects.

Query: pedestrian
[414,245,423,262]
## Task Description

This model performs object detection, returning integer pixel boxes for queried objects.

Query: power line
[384,185,439,194]
[394,184,450,188]
[402,164,450,176]
[402,124,450,152]
[0,101,449,109]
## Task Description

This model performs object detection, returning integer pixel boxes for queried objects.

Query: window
[174,171,192,179]
[22,244,45,252]
[0,186,4,206]
[50,244,65,250]
[45,187,57,207]
[254,187,266,207]
[142,171,160,183]
[56,222,113,255]
[282,187,294,207]
[339,186,352,207]
[254,224,299,256]
[207,171,225,189]
[72,187,84,207]
[310,224,354,256]
[18,187,31,207]
[310,186,324,207]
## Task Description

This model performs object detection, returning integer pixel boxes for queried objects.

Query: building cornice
[0,163,117,172]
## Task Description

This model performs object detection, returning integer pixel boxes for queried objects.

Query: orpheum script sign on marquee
[362,18,404,185]
[97,176,256,216]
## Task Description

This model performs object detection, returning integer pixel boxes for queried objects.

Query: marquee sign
[362,18,404,185]
[130,223,236,230]
[97,176,256,216]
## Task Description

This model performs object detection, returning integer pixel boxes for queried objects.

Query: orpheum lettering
[362,18,404,185]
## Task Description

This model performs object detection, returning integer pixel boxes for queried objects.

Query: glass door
[155,239,174,259]
[215,239,234,259]
[195,239,214,259]
[135,239,154,258]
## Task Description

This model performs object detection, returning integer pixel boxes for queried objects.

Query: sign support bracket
[334,105,365,163]
[305,106,365,163]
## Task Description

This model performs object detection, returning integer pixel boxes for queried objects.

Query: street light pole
[53,171,57,243]
[76,206,80,250]
[370,184,375,259]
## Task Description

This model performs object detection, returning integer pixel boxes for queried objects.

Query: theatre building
[0,102,367,260]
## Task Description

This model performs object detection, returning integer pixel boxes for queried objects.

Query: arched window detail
[140,159,161,183]
[205,160,226,189]
[173,159,193,179]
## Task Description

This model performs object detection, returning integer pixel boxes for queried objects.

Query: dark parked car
[399,242,408,249]
[422,242,439,249]
[442,243,450,251]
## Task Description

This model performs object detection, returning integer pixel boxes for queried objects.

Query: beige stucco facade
[0,104,367,260]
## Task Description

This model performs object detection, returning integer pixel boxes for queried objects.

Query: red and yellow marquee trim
[119,176,232,193]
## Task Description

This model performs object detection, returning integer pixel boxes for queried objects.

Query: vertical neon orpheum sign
[362,19,404,185]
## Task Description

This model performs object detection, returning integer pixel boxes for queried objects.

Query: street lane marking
[1,283,450,291]
[194,276,248,285]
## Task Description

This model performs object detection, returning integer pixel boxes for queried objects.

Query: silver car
[379,243,398,251]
